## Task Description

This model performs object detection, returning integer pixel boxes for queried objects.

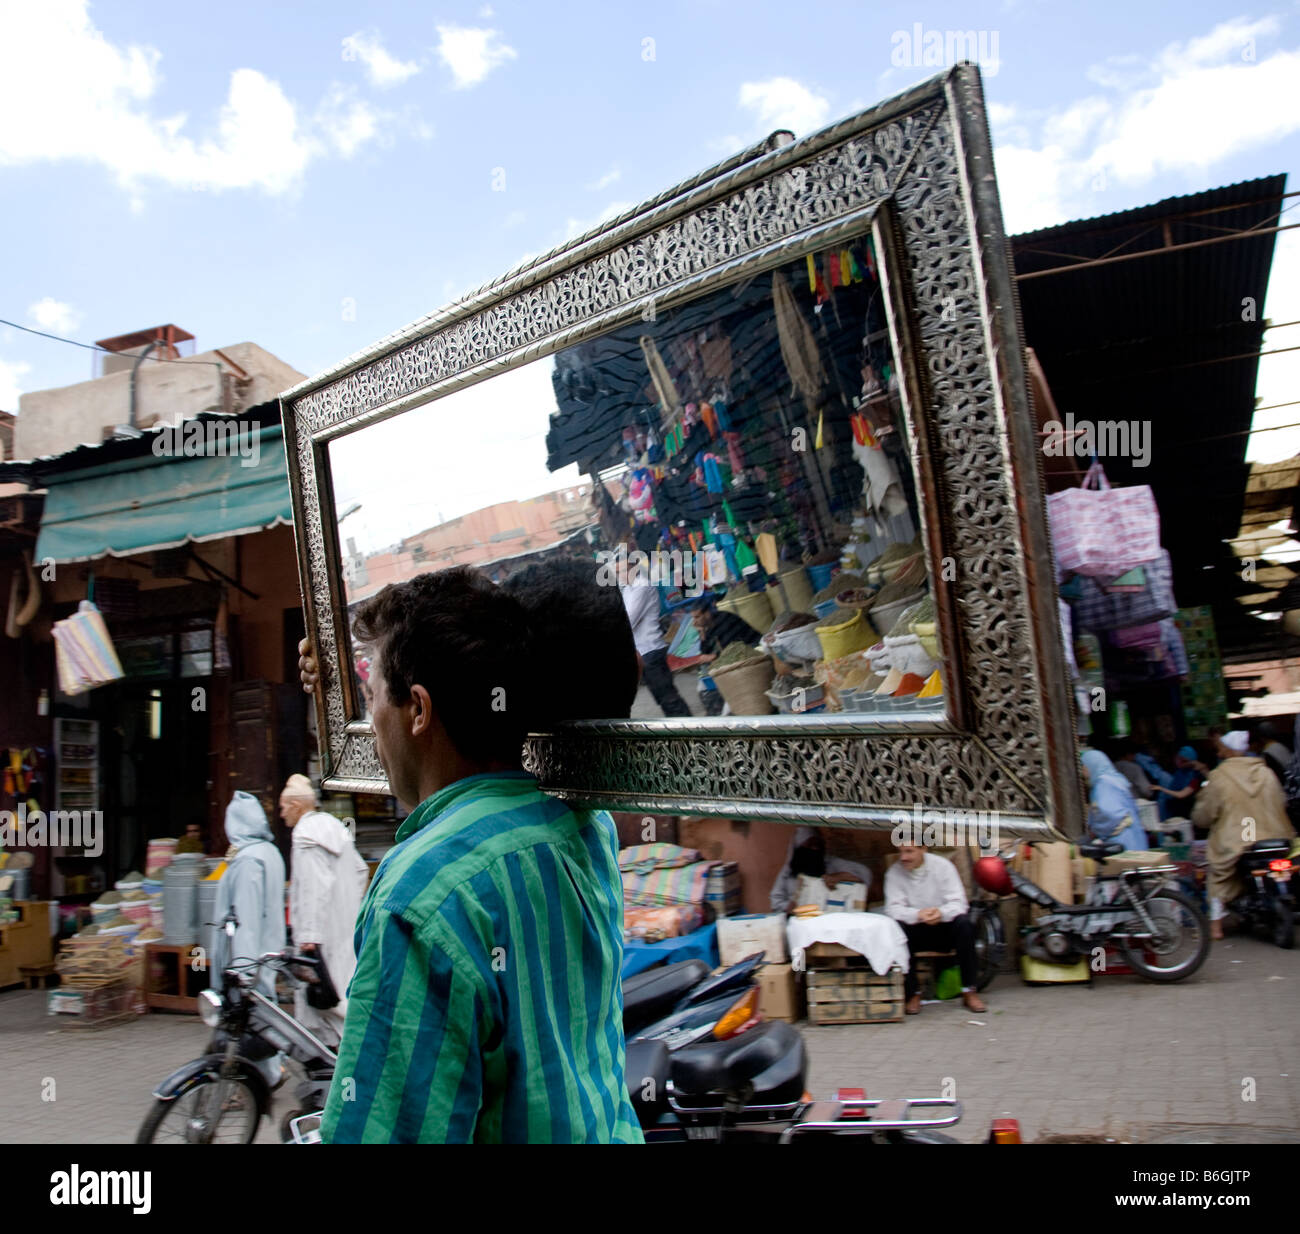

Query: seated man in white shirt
[883,844,987,1015]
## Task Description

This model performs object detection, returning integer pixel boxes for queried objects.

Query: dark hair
[352,566,535,765]
[500,557,639,722]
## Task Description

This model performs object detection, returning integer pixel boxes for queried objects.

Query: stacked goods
[763,612,823,670]
[145,838,178,877]
[55,934,143,988]
[711,645,776,714]
[48,979,145,1028]
[803,943,904,1024]
[811,571,864,618]
[704,861,742,918]
[815,607,875,661]
[624,904,704,943]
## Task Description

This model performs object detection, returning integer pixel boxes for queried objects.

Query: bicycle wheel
[1118,887,1209,982]
[972,906,1004,992]
[136,1074,261,1144]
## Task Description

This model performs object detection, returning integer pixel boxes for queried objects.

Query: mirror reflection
[329,236,944,721]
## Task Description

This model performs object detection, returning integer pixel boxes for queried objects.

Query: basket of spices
[710,642,776,715]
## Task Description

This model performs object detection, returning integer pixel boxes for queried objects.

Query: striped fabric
[321,772,643,1144]
[52,601,125,696]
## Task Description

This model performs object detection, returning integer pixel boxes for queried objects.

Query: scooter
[624,951,765,1048]
[622,953,1012,1143]
[1229,838,1296,949]
[972,838,1209,982]
[288,952,1016,1144]
[137,912,338,1144]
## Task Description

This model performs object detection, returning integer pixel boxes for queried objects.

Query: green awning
[35,426,293,563]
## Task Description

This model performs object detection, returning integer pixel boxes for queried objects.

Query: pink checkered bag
[1047,462,1160,578]
[1110,622,1164,649]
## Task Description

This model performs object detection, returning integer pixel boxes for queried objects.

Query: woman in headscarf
[280,774,369,1049]
[1080,748,1149,852]
[1192,729,1297,939]
[1151,745,1206,821]
[210,791,286,1001]
[769,826,872,913]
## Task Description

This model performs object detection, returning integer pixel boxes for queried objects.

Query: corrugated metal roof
[0,402,284,485]
[1011,175,1291,660]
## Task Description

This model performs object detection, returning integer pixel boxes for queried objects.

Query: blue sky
[1,0,1297,477]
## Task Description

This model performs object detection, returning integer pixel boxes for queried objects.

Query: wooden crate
[805,965,904,1024]
[807,997,904,1025]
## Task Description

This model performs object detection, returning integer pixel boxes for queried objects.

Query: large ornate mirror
[282,65,1083,840]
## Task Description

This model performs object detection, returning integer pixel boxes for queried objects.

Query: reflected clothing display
[337,232,939,723]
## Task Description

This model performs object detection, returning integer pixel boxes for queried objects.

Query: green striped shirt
[321,771,643,1143]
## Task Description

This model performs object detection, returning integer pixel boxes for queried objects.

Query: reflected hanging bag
[1047,461,1160,578]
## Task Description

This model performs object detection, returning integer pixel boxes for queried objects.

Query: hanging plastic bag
[1070,550,1176,631]
[52,601,125,696]
[1047,461,1160,578]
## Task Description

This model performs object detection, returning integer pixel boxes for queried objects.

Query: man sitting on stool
[884,843,986,1015]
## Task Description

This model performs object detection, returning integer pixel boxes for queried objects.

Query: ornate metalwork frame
[280,65,1081,840]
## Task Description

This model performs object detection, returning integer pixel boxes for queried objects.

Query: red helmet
[973,855,1013,896]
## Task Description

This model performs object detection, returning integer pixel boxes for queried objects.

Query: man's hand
[918,906,942,925]
[299,637,319,694]
[823,873,861,889]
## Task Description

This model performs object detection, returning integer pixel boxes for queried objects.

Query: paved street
[1,934,1296,1144]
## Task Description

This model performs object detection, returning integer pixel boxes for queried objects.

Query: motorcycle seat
[1077,840,1125,860]
[623,959,711,1034]
[1246,838,1291,853]
[670,1019,801,1096]
[624,1038,670,1130]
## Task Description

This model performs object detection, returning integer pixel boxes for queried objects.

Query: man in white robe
[280,775,370,1049]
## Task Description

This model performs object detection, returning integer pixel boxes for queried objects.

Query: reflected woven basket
[711,653,776,715]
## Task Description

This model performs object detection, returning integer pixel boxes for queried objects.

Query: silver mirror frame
[281,65,1081,840]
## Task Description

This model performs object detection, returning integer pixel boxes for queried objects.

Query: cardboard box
[716,913,789,966]
[1093,850,1173,876]
[795,875,867,913]
[757,963,802,1022]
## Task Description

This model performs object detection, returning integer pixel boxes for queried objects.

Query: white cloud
[315,84,385,158]
[435,24,517,89]
[0,1,413,198]
[27,297,82,335]
[0,357,31,411]
[342,29,421,89]
[737,77,830,138]
[586,166,621,191]
[503,209,526,228]
[991,17,1300,234]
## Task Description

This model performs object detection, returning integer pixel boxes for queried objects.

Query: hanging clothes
[639,335,680,416]
[772,272,827,415]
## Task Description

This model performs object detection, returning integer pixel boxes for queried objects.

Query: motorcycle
[1229,838,1296,949]
[137,912,338,1144]
[288,951,1018,1145]
[972,838,1209,982]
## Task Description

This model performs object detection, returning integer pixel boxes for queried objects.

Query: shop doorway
[97,679,210,878]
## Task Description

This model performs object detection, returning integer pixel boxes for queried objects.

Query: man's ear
[408,684,435,737]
